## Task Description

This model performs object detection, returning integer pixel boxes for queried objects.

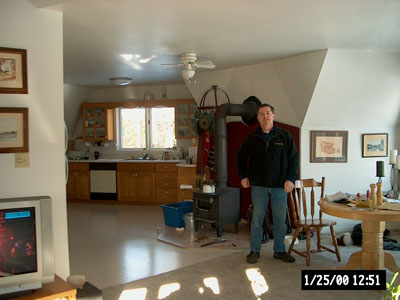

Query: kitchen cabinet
[175,100,198,139]
[117,163,155,203]
[67,163,90,200]
[82,103,114,141]
[155,163,178,203]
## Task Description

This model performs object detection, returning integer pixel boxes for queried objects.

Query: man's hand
[241,178,250,188]
[284,180,294,193]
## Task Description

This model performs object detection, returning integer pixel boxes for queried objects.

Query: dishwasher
[90,163,118,200]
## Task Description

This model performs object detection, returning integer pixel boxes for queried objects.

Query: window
[118,106,175,150]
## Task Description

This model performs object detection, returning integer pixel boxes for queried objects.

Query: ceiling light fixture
[181,64,195,80]
[109,77,132,86]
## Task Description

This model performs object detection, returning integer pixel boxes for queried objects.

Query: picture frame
[0,47,28,94]
[310,130,348,163]
[362,133,388,158]
[0,107,29,153]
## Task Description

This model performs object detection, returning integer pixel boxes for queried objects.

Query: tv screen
[0,207,38,277]
[0,196,54,297]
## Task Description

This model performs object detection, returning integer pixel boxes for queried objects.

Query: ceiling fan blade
[160,63,184,66]
[195,62,216,69]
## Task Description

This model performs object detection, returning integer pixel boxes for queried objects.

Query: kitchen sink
[124,157,156,161]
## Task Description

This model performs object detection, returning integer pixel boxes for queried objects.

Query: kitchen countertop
[68,159,185,163]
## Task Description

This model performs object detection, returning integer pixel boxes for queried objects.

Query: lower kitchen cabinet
[117,163,155,203]
[155,163,178,203]
[117,171,155,202]
[67,163,90,200]
[67,161,182,205]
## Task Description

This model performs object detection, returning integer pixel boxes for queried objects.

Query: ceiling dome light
[181,64,195,80]
[109,77,132,86]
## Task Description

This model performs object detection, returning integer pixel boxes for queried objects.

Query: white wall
[64,84,93,139]
[302,49,400,231]
[0,0,70,278]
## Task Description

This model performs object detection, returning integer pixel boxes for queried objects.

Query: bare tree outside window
[120,108,146,148]
[151,107,175,148]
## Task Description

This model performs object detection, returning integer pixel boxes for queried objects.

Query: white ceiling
[33,0,400,87]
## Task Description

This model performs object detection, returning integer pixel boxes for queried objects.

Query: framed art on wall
[310,130,348,163]
[0,47,28,94]
[362,133,388,158]
[0,107,29,153]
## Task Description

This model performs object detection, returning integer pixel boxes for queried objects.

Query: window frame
[116,105,175,151]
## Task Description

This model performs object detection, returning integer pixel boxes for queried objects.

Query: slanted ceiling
[186,50,327,127]
[305,49,400,128]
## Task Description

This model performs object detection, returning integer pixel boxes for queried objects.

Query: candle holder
[390,163,396,191]
[396,169,400,200]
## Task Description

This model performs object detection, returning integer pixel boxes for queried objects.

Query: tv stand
[13,275,76,300]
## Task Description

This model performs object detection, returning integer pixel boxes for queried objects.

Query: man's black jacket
[236,125,298,188]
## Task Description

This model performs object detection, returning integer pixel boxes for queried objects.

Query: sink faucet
[142,152,149,160]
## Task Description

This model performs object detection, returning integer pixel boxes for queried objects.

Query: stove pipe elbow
[214,96,261,187]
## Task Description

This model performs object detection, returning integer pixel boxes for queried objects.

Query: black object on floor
[77,281,103,300]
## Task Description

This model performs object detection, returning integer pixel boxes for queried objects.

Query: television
[0,196,54,298]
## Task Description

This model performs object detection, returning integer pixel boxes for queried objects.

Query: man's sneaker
[246,251,260,264]
[273,251,295,263]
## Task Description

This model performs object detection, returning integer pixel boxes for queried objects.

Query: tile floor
[67,203,238,290]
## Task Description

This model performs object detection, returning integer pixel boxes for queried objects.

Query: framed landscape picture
[0,107,29,153]
[362,133,388,158]
[0,47,28,94]
[310,130,348,163]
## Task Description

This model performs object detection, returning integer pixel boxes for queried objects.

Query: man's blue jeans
[250,185,287,253]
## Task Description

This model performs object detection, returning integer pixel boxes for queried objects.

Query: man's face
[257,106,275,128]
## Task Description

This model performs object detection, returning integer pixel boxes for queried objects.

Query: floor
[67,203,238,290]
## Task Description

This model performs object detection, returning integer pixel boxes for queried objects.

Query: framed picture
[362,133,388,158]
[310,130,348,163]
[0,47,28,94]
[0,107,29,153]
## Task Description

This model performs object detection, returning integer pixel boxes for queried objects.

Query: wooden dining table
[319,199,400,271]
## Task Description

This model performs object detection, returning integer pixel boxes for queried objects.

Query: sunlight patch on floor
[119,287,147,300]
[203,277,220,294]
[246,268,269,298]
[158,282,180,299]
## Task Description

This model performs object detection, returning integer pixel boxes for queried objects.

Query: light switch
[15,153,30,168]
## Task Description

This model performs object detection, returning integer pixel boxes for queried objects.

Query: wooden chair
[287,177,341,266]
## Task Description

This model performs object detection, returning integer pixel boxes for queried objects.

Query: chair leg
[316,227,322,251]
[306,227,311,266]
[329,225,341,262]
[288,225,301,254]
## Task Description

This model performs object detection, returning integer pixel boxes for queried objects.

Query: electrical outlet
[15,153,30,168]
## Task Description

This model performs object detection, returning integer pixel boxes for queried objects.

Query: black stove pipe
[214,96,261,188]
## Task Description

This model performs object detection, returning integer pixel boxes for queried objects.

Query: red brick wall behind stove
[227,121,300,220]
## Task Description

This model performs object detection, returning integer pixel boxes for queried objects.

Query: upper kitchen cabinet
[82,103,114,141]
[175,100,198,139]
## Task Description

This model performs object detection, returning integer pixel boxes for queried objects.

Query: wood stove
[193,187,240,237]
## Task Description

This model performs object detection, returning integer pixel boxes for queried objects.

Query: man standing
[237,103,298,263]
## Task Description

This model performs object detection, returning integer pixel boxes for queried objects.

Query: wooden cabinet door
[82,103,114,141]
[117,172,136,201]
[75,171,90,199]
[136,172,155,202]
[67,171,90,200]
[66,172,75,199]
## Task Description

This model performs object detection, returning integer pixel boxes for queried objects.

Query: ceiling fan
[161,53,216,79]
